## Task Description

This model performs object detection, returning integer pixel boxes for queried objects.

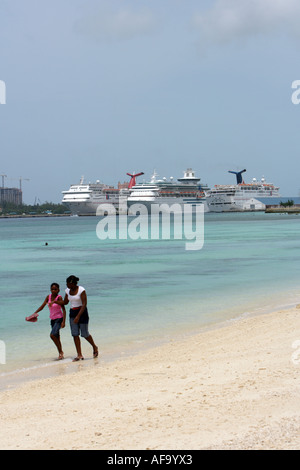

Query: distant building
[118,181,129,190]
[0,187,22,205]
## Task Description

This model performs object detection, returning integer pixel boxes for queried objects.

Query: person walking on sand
[32,283,66,360]
[63,275,98,362]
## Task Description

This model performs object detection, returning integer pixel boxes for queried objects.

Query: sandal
[72,356,84,362]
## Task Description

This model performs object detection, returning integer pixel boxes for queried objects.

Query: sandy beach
[0,307,299,450]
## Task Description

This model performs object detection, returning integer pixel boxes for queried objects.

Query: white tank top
[65,286,85,308]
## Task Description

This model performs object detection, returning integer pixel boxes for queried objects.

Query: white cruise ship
[127,168,209,214]
[206,170,280,212]
[62,176,124,215]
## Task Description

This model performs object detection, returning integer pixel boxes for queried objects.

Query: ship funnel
[127,172,144,189]
[228,169,246,184]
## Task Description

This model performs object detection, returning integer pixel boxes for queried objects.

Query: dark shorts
[69,317,90,338]
[69,308,89,338]
[50,318,63,338]
[69,307,89,323]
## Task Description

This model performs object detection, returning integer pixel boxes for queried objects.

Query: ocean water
[1,212,300,385]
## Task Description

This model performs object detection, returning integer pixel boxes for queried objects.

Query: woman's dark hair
[51,282,60,289]
[66,275,79,285]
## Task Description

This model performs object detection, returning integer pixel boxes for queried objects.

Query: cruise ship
[127,168,209,214]
[62,176,130,215]
[206,170,280,212]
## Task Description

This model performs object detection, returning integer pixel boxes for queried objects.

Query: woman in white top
[63,275,98,361]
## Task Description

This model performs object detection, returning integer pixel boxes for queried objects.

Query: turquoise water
[1,212,300,380]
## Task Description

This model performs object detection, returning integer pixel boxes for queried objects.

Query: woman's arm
[54,294,69,306]
[34,296,48,314]
[61,303,66,328]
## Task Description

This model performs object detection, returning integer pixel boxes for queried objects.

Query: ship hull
[206,194,280,212]
[62,199,129,216]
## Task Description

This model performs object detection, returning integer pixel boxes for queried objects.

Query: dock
[265,204,300,214]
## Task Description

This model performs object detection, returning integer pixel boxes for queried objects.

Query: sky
[1,0,300,204]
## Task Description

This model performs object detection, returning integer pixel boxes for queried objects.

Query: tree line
[0,201,69,215]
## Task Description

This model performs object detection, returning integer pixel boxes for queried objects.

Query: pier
[265,204,300,214]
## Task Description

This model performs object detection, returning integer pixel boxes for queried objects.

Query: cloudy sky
[1,0,300,203]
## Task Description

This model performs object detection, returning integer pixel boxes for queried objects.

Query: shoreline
[0,213,71,218]
[0,306,299,450]
[1,299,298,392]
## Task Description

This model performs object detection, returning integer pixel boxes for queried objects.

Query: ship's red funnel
[127,172,144,189]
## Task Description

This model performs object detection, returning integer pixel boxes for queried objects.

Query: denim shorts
[50,318,63,338]
[70,317,90,338]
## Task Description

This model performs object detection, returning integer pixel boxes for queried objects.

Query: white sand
[0,307,299,450]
